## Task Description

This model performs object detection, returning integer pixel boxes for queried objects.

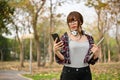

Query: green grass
[24,72,60,80]
[24,71,120,80]
[92,73,120,80]
[92,64,120,80]
[23,63,120,80]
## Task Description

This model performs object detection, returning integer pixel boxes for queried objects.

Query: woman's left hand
[91,44,99,59]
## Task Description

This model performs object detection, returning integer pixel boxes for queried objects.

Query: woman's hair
[67,11,83,27]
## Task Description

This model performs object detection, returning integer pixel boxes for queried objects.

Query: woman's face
[68,20,78,31]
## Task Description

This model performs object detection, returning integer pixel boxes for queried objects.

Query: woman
[53,11,99,80]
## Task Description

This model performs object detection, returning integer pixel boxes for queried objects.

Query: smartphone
[51,33,60,43]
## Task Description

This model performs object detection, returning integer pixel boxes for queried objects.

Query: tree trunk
[36,38,41,66]
[32,12,41,67]
[33,22,41,67]
[108,49,111,62]
[49,0,54,64]
[115,23,120,61]
[32,0,46,67]
[14,23,24,67]
[107,35,111,62]
[0,50,3,61]
[97,10,103,62]
[20,42,24,67]
[103,46,106,63]
[11,19,25,67]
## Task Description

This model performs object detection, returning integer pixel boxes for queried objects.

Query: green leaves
[0,0,14,34]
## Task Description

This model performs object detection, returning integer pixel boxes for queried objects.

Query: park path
[0,70,32,80]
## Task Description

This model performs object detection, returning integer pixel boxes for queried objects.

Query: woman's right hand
[53,38,64,53]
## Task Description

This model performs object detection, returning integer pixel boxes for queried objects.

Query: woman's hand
[91,44,99,59]
[53,38,64,53]
[53,38,64,60]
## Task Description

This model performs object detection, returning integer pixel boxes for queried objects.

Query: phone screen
[51,33,60,43]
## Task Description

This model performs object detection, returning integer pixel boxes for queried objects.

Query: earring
[80,22,82,25]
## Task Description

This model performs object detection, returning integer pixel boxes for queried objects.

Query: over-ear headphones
[71,30,78,36]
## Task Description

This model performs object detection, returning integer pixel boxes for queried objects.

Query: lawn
[24,70,120,80]
[0,61,120,80]
[24,62,120,80]
[24,72,60,80]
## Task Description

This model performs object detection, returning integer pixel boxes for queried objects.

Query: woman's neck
[67,31,83,41]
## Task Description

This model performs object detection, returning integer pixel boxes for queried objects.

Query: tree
[30,0,46,67]
[0,0,14,34]
[9,8,31,67]
[0,35,11,61]
[85,0,120,62]
[13,0,46,67]
[85,0,111,62]
[109,0,120,60]
[0,0,14,61]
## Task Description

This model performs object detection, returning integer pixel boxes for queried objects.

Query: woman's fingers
[54,38,58,43]
[58,41,63,47]
[53,39,64,52]
[91,44,98,53]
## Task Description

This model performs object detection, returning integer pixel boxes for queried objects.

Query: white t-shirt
[65,38,89,68]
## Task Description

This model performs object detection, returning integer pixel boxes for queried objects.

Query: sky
[56,2,97,24]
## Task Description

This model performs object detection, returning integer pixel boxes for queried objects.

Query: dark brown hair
[67,11,83,27]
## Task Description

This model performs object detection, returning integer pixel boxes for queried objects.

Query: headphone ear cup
[71,31,78,36]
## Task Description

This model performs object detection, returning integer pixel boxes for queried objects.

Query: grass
[23,62,120,80]
[24,70,120,80]
[0,61,120,80]
[24,72,60,80]
[92,73,120,80]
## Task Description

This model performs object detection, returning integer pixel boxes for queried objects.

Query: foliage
[0,0,14,34]
[0,35,11,61]
[0,0,16,61]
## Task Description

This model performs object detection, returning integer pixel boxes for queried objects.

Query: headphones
[71,30,78,36]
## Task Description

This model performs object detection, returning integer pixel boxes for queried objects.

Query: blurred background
[0,0,120,80]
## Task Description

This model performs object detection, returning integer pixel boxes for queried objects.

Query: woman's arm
[55,51,64,60]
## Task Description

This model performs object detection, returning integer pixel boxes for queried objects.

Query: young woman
[53,11,99,80]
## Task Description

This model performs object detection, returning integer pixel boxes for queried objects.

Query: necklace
[70,33,82,41]
[75,35,82,41]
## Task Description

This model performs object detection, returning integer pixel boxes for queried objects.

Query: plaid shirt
[55,32,98,65]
